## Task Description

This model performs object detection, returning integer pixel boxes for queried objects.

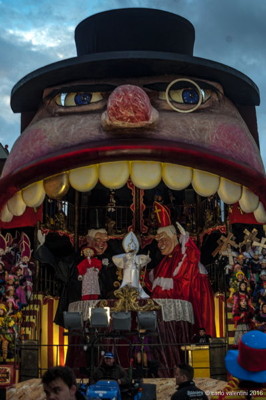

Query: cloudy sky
[1,0,266,165]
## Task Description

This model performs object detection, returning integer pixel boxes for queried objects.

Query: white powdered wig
[87,228,107,239]
[157,225,177,238]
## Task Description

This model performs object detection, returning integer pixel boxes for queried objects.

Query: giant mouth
[1,77,266,227]
[1,152,266,224]
[3,5,266,235]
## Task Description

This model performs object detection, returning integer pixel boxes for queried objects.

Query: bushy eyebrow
[44,84,117,101]
[143,80,220,93]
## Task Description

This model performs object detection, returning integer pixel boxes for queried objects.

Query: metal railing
[14,338,228,381]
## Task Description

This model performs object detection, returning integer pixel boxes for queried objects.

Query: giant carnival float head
[0,7,265,226]
[1,7,265,385]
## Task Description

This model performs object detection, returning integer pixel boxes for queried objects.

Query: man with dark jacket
[171,364,208,400]
[192,327,212,344]
[92,352,130,386]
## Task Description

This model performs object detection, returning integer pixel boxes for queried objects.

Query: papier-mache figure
[228,270,249,306]
[5,285,19,314]
[0,234,11,272]
[0,303,21,362]
[112,231,151,299]
[4,233,15,267]
[14,266,27,307]
[255,302,266,333]
[0,262,7,284]
[233,298,255,344]
[146,201,215,335]
[77,245,102,300]
[253,269,266,309]
[87,228,124,299]
[232,281,252,315]
[16,240,34,301]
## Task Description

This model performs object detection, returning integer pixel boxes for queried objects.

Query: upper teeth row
[1,161,266,223]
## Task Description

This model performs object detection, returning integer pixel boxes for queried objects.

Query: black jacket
[92,363,130,386]
[192,334,211,344]
[171,380,208,400]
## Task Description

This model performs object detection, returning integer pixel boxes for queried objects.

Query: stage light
[137,311,157,331]
[111,312,132,331]
[89,307,110,328]
[63,311,83,330]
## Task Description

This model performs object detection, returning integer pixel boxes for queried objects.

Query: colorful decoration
[0,231,35,364]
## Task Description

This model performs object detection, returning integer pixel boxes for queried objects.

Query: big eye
[55,92,103,107]
[168,88,211,105]
[169,87,200,104]
[163,78,212,113]
[75,93,92,105]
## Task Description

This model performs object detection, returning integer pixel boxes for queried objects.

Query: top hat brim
[11,50,260,113]
[225,350,266,383]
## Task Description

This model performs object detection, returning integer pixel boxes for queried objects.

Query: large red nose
[107,84,152,123]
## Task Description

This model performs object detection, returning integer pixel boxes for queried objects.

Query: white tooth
[218,178,242,204]
[239,187,259,213]
[44,173,70,199]
[192,169,220,197]
[0,203,13,222]
[7,191,26,216]
[162,163,192,190]
[99,161,129,189]
[22,181,46,207]
[69,165,98,192]
[130,161,161,189]
[254,202,266,223]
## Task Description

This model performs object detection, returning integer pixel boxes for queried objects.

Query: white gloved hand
[37,229,46,246]
[175,221,186,235]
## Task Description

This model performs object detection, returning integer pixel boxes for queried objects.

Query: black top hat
[11,8,259,112]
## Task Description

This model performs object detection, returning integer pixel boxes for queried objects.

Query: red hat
[153,201,171,227]
[21,242,31,259]
[225,330,266,383]
[0,234,7,252]
[19,232,31,251]
[5,233,13,248]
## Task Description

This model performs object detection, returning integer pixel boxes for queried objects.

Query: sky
[0,0,266,165]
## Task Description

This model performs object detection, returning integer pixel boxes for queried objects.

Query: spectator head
[42,366,77,400]
[261,303,266,314]
[103,352,115,366]
[175,363,194,385]
[225,330,266,383]
[198,328,206,336]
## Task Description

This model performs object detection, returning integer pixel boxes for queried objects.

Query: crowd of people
[225,244,266,343]
[41,330,266,400]
[41,358,208,400]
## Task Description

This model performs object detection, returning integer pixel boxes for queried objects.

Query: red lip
[0,139,265,210]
